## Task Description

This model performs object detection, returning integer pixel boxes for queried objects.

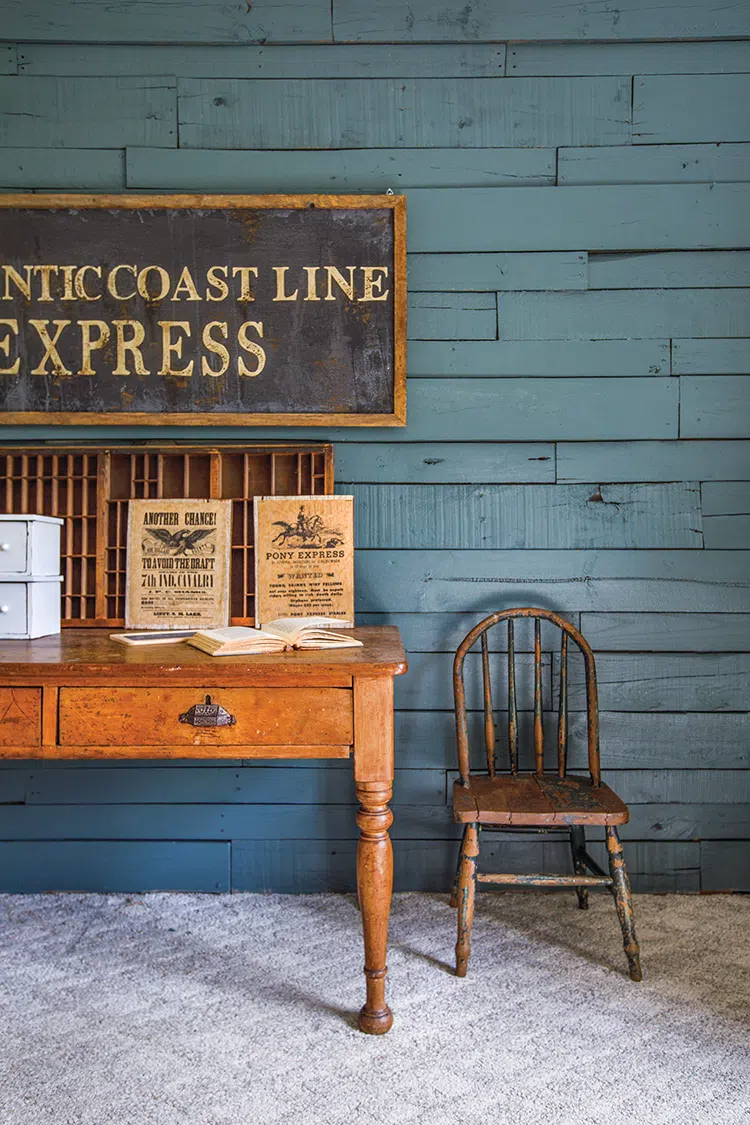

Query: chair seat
[453,773,629,827]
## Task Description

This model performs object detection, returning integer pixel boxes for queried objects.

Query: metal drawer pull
[179,694,236,727]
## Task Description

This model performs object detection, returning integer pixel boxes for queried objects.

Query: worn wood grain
[126,146,555,192]
[407,339,669,377]
[634,76,750,145]
[558,143,750,185]
[0,841,230,892]
[333,1,750,42]
[19,43,506,78]
[354,550,750,613]
[2,1,332,43]
[408,252,587,292]
[681,377,750,438]
[345,483,702,549]
[177,77,631,149]
[0,77,177,148]
[395,651,552,712]
[408,293,496,340]
[509,40,750,76]
[580,613,750,652]
[502,289,750,341]
[406,185,750,252]
[557,440,750,483]
[588,252,750,290]
[0,46,17,75]
[0,147,125,190]
[562,653,750,712]
[673,340,750,375]
[0,688,41,746]
[334,443,556,484]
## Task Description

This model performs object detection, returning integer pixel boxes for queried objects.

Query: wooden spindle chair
[451,608,642,982]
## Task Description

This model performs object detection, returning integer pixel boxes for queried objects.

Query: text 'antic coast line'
[0,262,391,380]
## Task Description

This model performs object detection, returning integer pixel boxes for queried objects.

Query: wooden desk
[0,626,407,1035]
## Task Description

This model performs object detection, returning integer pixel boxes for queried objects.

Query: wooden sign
[254,495,353,625]
[0,194,406,426]
[125,499,231,630]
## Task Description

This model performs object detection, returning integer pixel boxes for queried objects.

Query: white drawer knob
[0,605,9,613]
[0,543,9,551]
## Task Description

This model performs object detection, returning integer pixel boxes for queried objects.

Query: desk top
[0,626,407,684]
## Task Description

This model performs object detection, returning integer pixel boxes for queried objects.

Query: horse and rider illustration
[271,504,345,550]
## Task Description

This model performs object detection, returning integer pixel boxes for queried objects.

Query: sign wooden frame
[0,193,406,427]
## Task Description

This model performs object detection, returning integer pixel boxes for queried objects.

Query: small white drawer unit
[0,515,64,638]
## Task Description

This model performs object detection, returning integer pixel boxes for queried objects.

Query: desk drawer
[58,687,353,746]
[0,688,42,745]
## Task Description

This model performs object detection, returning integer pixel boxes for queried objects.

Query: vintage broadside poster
[125,499,231,630]
[254,495,354,625]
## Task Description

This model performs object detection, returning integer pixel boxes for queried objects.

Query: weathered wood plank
[610,770,750,806]
[580,613,750,652]
[0,46,17,75]
[407,186,750,252]
[681,377,750,439]
[703,517,750,549]
[19,43,506,78]
[345,483,702,549]
[589,252,750,291]
[509,40,750,76]
[333,1,750,42]
[563,654,750,712]
[408,293,496,340]
[0,77,176,148]
[0,148,126,189]
[0,841,230,892]
[634,76,750,145]
[126,146,555,191]
[25,765,443,806]
[395,709,750,769]
[334,443,556,484]
[558,143,750,185]
[395,651,552,712]
[177,77,631,149]
[502,290,750,341]
[0,802,746,843]
[358,612,579,653]
[0,769,26,803]
[1,2,332,43]
[354,550,750,613]
[408,339,669,377]
[701,842,750,892]
[702,483,750,517]
[673,340,750,375]
[408,252,588,292]
[557,440,750,483]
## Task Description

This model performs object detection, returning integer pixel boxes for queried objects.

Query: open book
[186,616,363,657]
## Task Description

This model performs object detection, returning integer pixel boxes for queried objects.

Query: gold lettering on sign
[33,265,60,302]
[272,267,298,302]
[231,267,259,301]
[59,265,77,301]
[2,265,32,302]
[238,320,265,377]
[74,266,102,301]
[112,319,149,376]
[137,266,170,302]
[78,320,111,376]
[303,266,321,301]
[29,319,71,375]
[171,266,202,302]
[158,321,193,377]
[0,319,19,375]
[324,266,356,302]
[107,265,138,302]
[206,265,229,302]
[201,321,230,377]
[360,266,390,302]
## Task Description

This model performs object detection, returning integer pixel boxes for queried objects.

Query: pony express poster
[125,499,231,630]
[254,495,353,625]
[0,194,406,426]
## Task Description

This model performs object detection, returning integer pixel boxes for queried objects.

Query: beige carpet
[0,892,748,1125]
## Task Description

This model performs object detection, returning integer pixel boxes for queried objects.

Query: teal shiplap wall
[1,1,749,894]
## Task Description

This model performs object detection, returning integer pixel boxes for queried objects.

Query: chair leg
[606,826,643,982]
[569,825,589,910]
[455,823,479,978]
[449,825,468,908]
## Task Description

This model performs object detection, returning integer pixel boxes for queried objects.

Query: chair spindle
[534,618,544,775]
[557,631,568,777]
[507,619,518,774]
[481,632,495,776]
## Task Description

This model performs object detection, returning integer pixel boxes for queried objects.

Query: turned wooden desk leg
[354,676,395,1035]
